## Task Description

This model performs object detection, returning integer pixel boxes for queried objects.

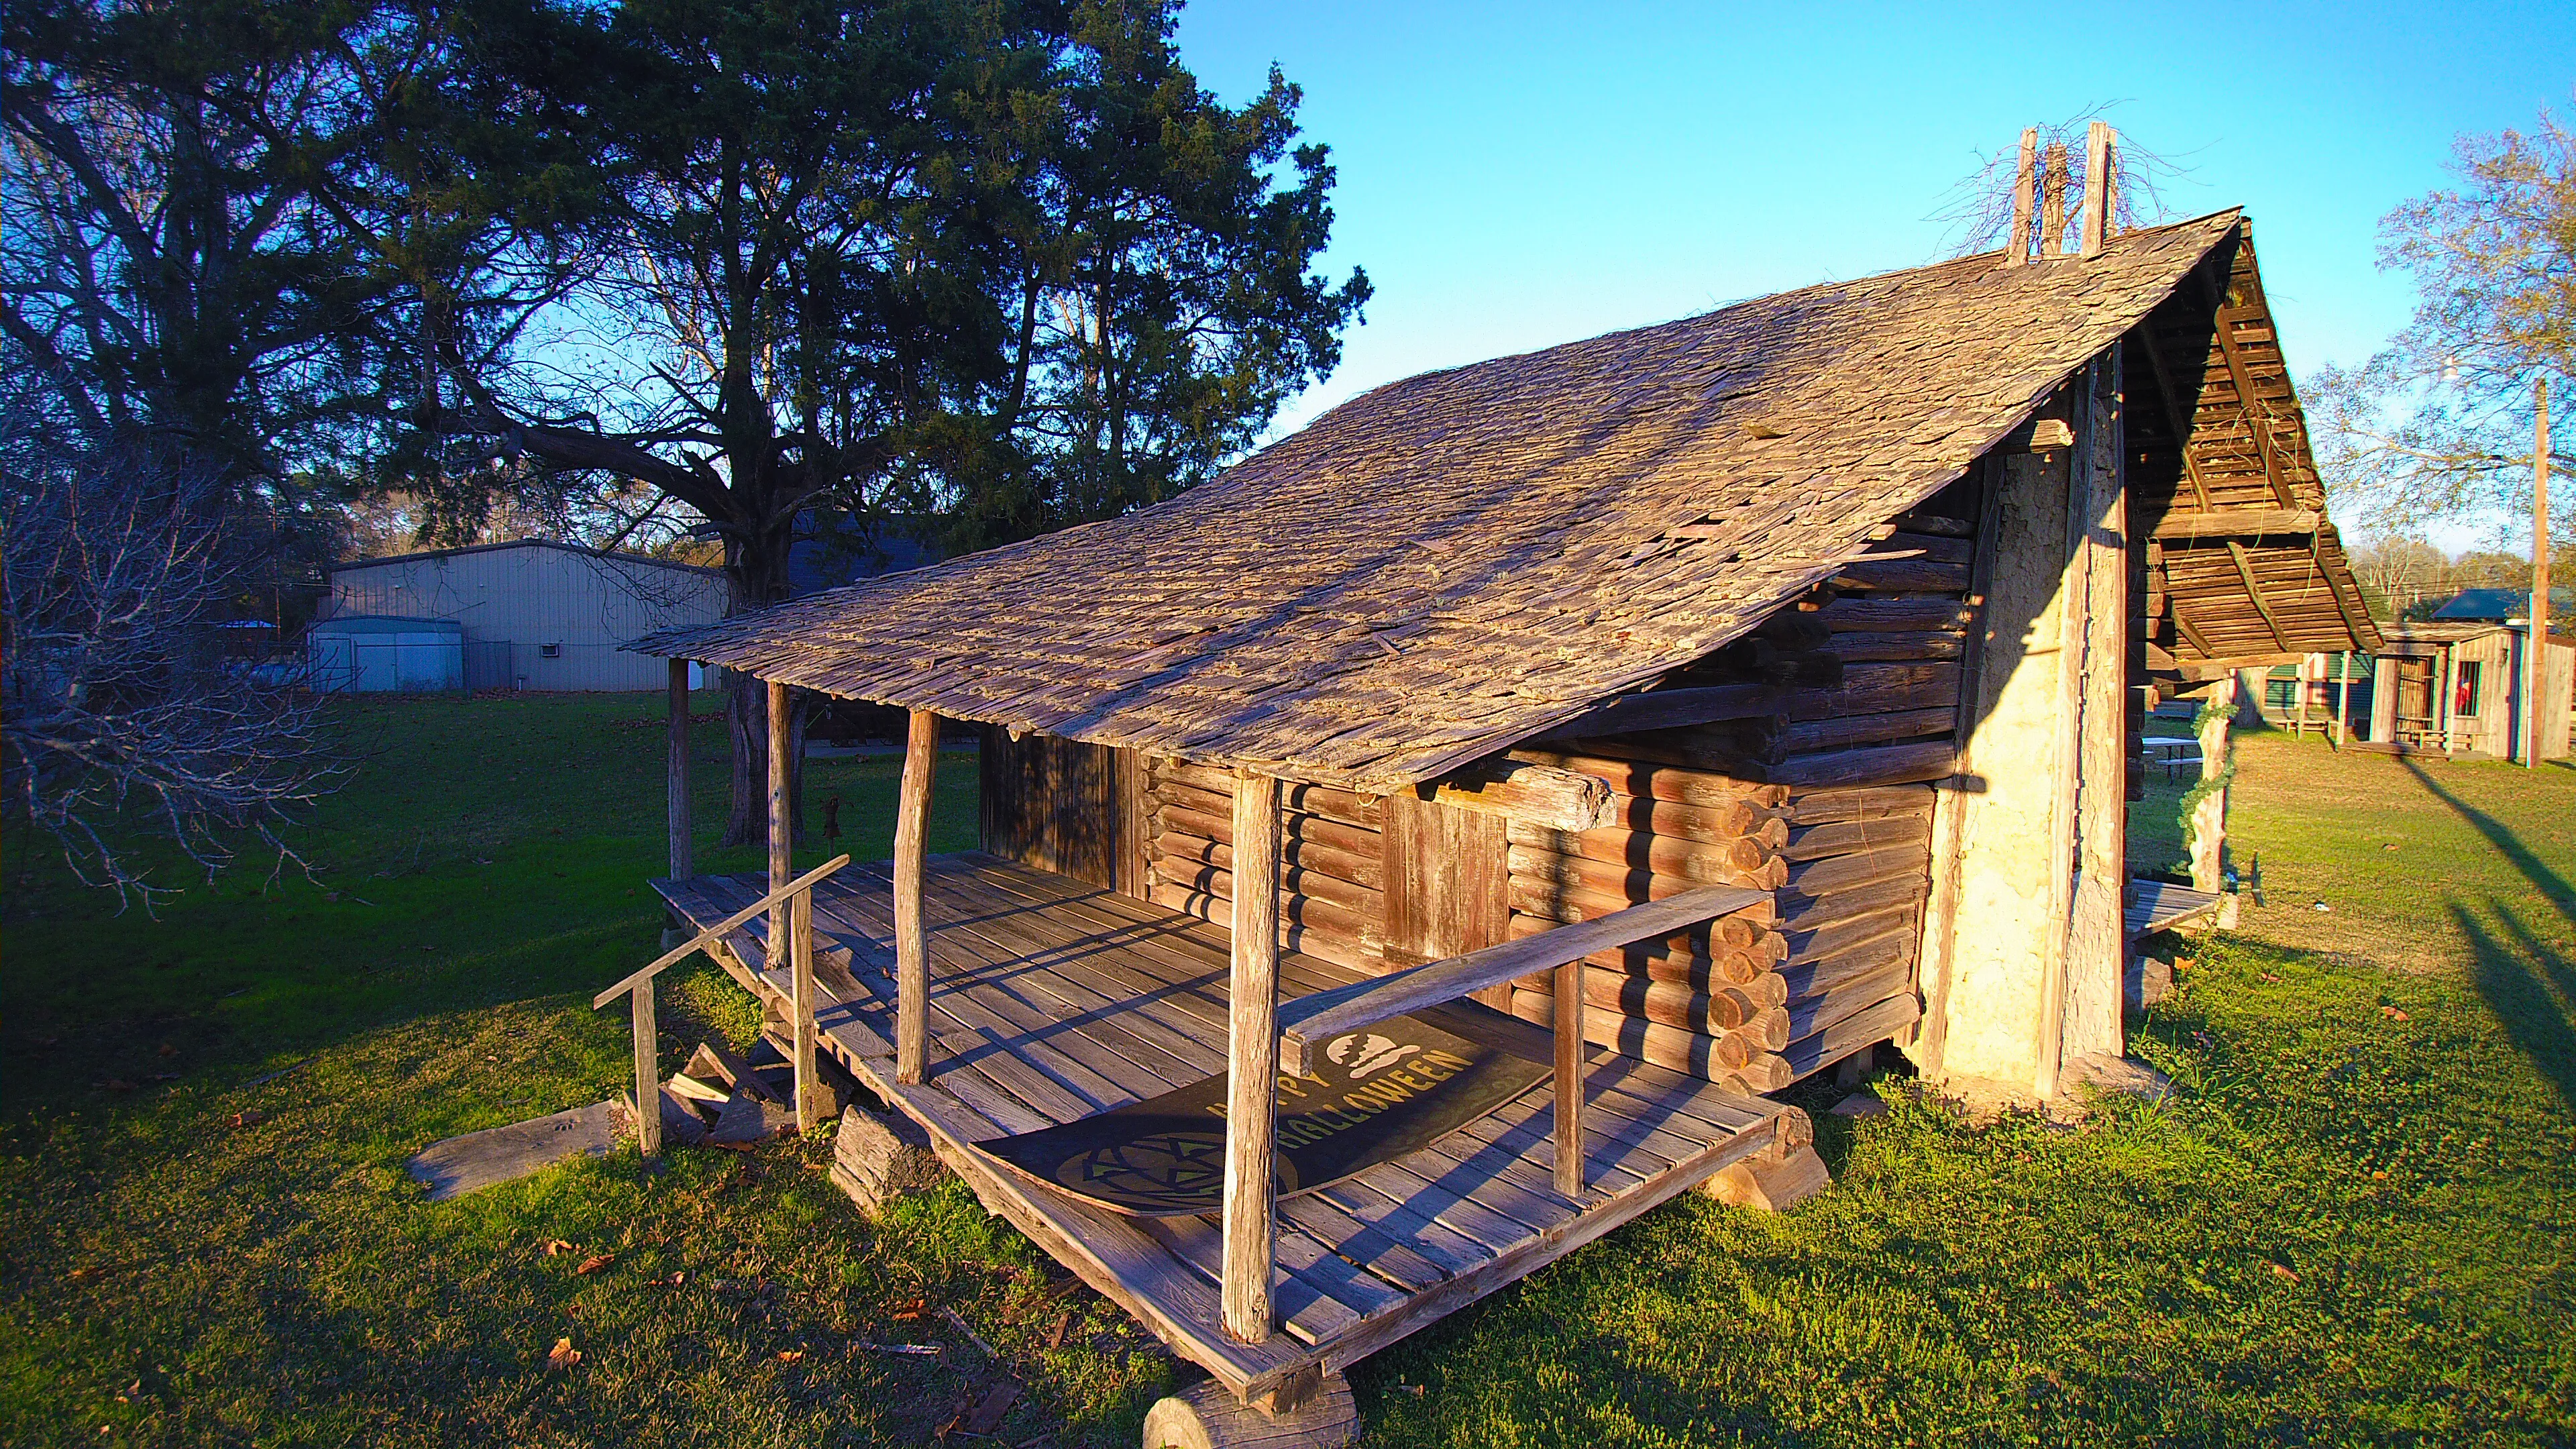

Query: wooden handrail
[1276,883,1768,1076]
[590,855,851,1009]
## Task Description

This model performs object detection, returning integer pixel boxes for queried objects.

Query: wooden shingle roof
[644,210,2326,792]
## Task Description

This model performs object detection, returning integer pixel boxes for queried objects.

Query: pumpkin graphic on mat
[1068,1130,1297,1201]
[1326,1032,1417,1077]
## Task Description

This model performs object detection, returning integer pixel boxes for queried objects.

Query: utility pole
[2529,375,2552,768]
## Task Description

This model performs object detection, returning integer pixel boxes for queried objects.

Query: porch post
[2188,674,2235,892]
[1222,767,1283,1344]
[2335,650,2353,749]
[1554,953,1586,1197]
[666,659,693,881]
[790,886,820,1130]
[767,679,792,976]
[894,710,939,1085]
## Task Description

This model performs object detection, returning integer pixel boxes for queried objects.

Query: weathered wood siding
[979,729,1147,895]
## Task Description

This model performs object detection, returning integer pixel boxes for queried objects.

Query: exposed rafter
[2168,599,2218,658]
[2226,541,2294,652]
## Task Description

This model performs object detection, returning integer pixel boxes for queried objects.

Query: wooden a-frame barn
[602,145,2377,1444]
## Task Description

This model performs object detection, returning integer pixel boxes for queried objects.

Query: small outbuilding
[324,539,726,692]
[593,156,2378,1444]
[2364,621,2573,761]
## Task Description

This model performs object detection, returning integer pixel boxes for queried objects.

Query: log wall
[1496,496,1981,1093]
[1141,759,1394,976]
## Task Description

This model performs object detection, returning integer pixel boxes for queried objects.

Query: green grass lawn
[4,699,2571,1446]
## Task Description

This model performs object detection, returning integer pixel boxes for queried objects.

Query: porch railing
[592,853,850,1157]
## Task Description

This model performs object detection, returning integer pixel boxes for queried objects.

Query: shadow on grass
[2400,758,2575,924]
[2453,899,2576,1116]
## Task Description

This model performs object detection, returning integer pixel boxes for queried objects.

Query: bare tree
[2306,101,2575,541]
[1,415,340,909]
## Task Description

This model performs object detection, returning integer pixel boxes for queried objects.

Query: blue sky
[1172,1,2571,543]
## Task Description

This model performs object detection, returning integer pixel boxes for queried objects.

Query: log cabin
[606,135,2379,1446]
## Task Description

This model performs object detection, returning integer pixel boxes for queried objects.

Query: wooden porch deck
[2127,878,2225,942]
[655,852,1805,1399]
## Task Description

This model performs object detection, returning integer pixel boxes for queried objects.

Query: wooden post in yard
[894,709,939,1085]
[667,659,692,881]
[767,679,792,981]
[2189,674,2235,894]
[1221,768,1283,1344]
[632,978,661,1160]
[2080,120,2114,257]
[2528,376,2551,769]
[2004,127,2037,266]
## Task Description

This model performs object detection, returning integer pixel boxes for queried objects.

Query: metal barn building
[325,540,727,692]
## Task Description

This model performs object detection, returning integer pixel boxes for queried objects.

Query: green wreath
[2176,696,2238,857]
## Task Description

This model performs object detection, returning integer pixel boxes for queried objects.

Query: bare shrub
[1,423,341,909]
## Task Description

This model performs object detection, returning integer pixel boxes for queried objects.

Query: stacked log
[1495,506,1975,1091]
[1142,759,1390,974]
[1498,746,1798,1090]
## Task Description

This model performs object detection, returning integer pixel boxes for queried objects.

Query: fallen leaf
[229,1109,267,1128]
[777,1349,804,1364]
[116,1379,142,1402]
[891,1297,925,1321]
[542,1239,576,1256]
[1045,1310,1072,1350]
[576,1254,614,1277]
[2270,1263,2300,1283]
[547,1337,581,1370]
[2259,973,2281,983]
[964,1379,1020,1434]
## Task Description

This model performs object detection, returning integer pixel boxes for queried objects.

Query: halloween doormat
[971,1014,1550,1216]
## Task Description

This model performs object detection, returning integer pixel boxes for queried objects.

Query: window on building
[2455,660,2481,716]
[539,642,561,659]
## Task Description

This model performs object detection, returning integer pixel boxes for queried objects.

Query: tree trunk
[718,509,806,849]
[724,678,808,850]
